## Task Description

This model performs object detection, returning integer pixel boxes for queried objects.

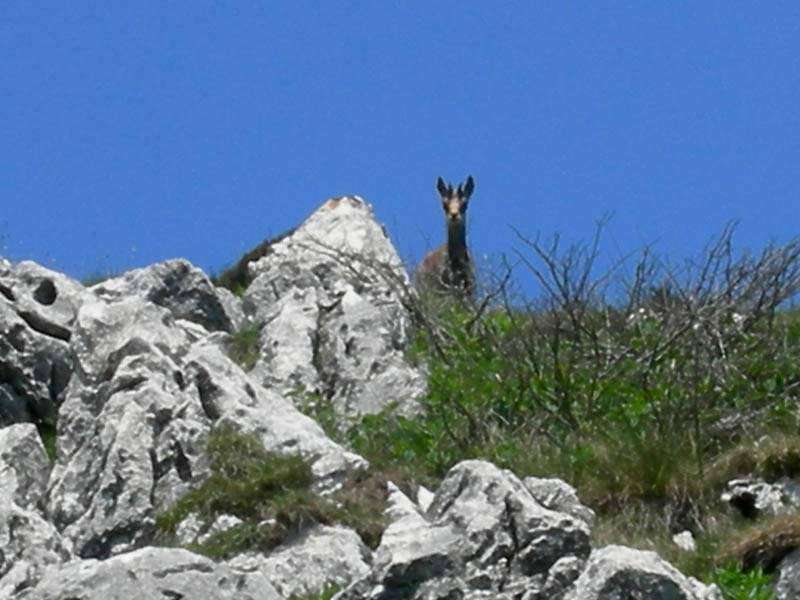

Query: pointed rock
[245,196,426,421]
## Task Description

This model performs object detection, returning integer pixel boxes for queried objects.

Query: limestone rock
[198,514,244,544]
[185,336,368,491]
[11,547,280,600]
[245,196,426,420]
[46,293,365,559]
[562,545,722,600]
[92,258,244,332]
[229,524,371,598]
[673,530,697,553]
[777,546,800,600]
[337,459,592,600]
[523,476,595,528]
[0,423,50,509]
[0,262,86,426]
[0,500,73,599]
[2,260,88,339]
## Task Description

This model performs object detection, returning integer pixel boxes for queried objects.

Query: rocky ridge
[0,196,737,599]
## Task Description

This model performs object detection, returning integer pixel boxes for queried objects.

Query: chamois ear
[462,176,474,199]
[436,177,450,198]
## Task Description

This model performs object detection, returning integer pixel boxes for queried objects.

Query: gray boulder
[229,524,372,598]
[777,546,800,600]
[91,258,245,332]
[1,260,88,339]
[46,293,365,559]
[11,547,280,600]
[523,476,596,528]
[0,262,86,426]
[562,545,722,600]
[244,196,427,420]
[185,335,368,489]
[337,459,592,600]
[0,500,73,598]
[0,423,50,509]
[722,477,800,518]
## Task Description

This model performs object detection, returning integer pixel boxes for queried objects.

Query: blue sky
[2,3,799,290]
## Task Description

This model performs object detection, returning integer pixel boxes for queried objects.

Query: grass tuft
[156,426,390,558]
[225,323,262,371]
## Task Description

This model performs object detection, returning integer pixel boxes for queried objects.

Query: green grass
[713,564,775,600]
[289,583,342,600]
[37,423,57,463]
[155,426,389,559]
[225,323,262,371]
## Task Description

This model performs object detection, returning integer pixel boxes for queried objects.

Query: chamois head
[436,175,474,229]
[415,176,476,298]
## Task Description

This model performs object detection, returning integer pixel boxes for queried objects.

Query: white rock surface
[562,545,722,600]
[523,475,596,528]
[0,261,85,425]
[11,547,280,600]
[0,423,50,509]
[722,477,800,517]
[92,258,245,332]
[45,292,365,558]
[338,459,592,600]
[245,196,427,421]
[0,500,73,598]
[777,546,800,600]
[673,530,697,553]
[229,524,371,598]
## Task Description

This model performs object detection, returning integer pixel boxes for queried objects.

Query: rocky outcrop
[0,425,73,598]
[91,258,246,333]
[338,460,593,600]
[0,196,728,599]
[244,196,427,420]
[45,292,365,559]
[777,546,800,600]
[14,547,280,600]
[0,500,74,598]
[721,476,800,598]
[0,262,87,426]
[0,423,50,509]
[335,460,721,600]
[562,545,722,600]
[522,476,596,528]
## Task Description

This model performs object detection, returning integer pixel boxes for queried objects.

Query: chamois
[415,175,475,297]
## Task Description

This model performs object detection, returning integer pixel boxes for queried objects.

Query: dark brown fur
[415,176,475,297]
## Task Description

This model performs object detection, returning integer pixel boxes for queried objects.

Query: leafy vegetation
[326,224,800,595]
